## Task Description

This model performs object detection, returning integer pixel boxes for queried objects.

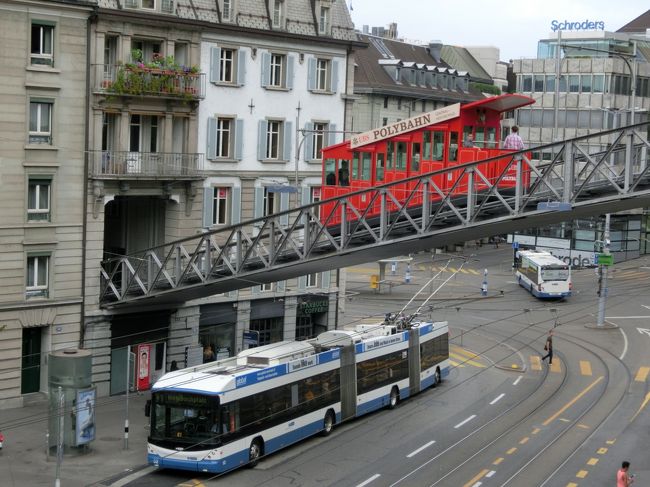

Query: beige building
[0,0,94,408]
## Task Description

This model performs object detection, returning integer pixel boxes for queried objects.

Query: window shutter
[328,123,337,146]
[261,52,271,87]
[321,270,331,288]
[254,187,264,219]
[257,120,267,160]
[206,117,217,160]
[283,120,293,161]
[307,58,316,91]
[209,46,221,83]
[237,49,246,86]
[280,192,289,226]
[303,122,314,160]
[234,119,244,160]
[286,55,295,89]
[330,60,339,93]
[298,275,307,290]
[230,186,241,224]
[202,187,214,228]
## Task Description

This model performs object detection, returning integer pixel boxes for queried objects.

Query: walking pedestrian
[617,461,634,486]
[541,329,553,365]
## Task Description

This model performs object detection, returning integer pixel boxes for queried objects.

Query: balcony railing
[88,151,204,178]
[96,64,206,99]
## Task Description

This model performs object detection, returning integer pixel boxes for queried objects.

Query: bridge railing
[100,123,650,305]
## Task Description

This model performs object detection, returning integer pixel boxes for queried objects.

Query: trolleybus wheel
[248,438,263,468]
[388,386,399,409]
[322,410,335,436]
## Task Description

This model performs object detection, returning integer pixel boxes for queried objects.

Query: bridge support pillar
[169,305,200,367]
[283,296,298,341]
[235,301,251,353]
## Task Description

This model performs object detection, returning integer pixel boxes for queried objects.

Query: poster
[75,388,96,445]
[137,344,151,391]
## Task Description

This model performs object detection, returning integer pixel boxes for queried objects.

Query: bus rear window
[541,267,569,281]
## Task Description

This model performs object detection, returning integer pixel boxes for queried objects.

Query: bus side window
[411,142,421,172]
[376,153,385,182]
[449,133,459,161]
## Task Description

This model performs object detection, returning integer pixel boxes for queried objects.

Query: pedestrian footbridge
[100,123,650,309]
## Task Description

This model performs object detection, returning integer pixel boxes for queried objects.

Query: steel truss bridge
[100,123,650,309]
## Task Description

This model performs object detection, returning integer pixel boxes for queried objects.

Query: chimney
[428,40,442,63]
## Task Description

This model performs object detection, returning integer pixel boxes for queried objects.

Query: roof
[518,250,568,266]
[440,45,492,83]
[617,9,650,33]
[461,94,535,114]
[354,34,483,103]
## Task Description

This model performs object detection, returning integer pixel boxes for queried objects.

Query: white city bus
[515,249,572,298]
[146,320,449,473]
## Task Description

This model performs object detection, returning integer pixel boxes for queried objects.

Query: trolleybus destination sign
[350,103,460,149]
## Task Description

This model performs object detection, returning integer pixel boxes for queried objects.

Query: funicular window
[449,132,459,161]
[324,158,337,185]
[338,160,350,186]
[395,142,407,170]
[420,332,449,370]
[486,127,496,148]
[474,128,485,148]
[376,153,385,182]
[387,143,394,170]
[462,126,473,147]
[411,142,421,171]
[356,350,409,395]
[432,131,444,160]
[423,131,432,160]
[360,152,372,181]
[352,152,360,179]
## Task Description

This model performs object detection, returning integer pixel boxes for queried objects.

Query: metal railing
[99,123,650,308]
[88,151,204,178]
[96,64,206,99]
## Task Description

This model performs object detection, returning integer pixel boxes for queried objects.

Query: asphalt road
[124,245,650,487]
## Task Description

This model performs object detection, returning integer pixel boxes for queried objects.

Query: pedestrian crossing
[449,345,488,368]
[528,357,650,381]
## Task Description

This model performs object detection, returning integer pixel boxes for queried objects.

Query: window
[382,117,388,126]
[260,282,274,292]
[216,118,233,158]
[383,97,389,108]
[569,75,580,93]
[310,186,321,219]
[263,187,279,216]
[212,187,230,225]
[28,179,51,222]
[521,75,532,92]
[311,122,327,159]
[219,48,234,83]
[31,23,54,66]
[533,75,544,92]
[319,6,330,34]
[266,120,282,159]
[29,102,52,144]
[272,0,283,28]
[26,255,49,298]
[141,0,155,8]
[222,0,232,21]
[270,53,284,87]
[306,273,318,288]
[129,115,159,152]
[316,59,329,90]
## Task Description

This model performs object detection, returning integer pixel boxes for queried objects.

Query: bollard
[405,264,411,283]
[481,268,488,296]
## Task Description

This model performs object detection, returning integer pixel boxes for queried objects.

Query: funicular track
[100,123,650,308]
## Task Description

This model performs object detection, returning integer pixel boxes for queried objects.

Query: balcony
[96,64,206,100]
[88,151,204,180]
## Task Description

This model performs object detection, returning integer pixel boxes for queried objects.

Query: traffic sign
[243,331,259,346]
[597,253,613,266]
[512,241,519,249]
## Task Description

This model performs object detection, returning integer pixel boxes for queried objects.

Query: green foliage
[470,82,501,95]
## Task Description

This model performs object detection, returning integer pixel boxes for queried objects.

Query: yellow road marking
[493,457,504,465]
[519,436,529,444]
[530,356,542,371]
[567,483,578,487]
[631,392,650,421]
[467,268,480,275]
[577,424,589,429]
[580,360,592,376]
[550,359,561,373]
[449,352,485,368]
[543,376,604,426]
[532,428,541,435]
[463,469,489,487]
[576,470,588,478]
[597,447,608,454]
[451,346,480,359]
[635,366,650,382]
[506,447,517,455]
[448,267,459,273]
[606,439,616,445]
[449,359,465,368]
[587,458,599,466]
[177,481,206,487]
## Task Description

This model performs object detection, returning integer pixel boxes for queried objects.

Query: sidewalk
[0,392,152,487]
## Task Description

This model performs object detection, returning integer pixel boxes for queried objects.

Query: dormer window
[319,5,330,34]
[123,0,174,13]
[272,0,283,28]
[223,0,233,21]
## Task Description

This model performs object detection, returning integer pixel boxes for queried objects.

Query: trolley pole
[596,214,611,326]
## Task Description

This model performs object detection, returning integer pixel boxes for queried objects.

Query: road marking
[635,366,650,382]
[506,447,517,455]
[449,352,485,368]
[111,466,158,487]
[567,483,578,487]
[576,470,588,478]
[597,447,608,454]
[532,428,541,435]
[587,458,599,466]
[449,359,465,368]
[513,376,522,386]
[637,328,650,336]
[493,457,504,465]
[580,360,592,376]
[607,316,650,319]
[519,436,529,444]
[467,269,480,275]
[620,327,628,360]
[631,392,650,421]
[577,424,590,429]
[463,469,489,487]
[550,360,561,373]
[543,376,604,426]
[485,470,496,478]
[356,474,381,487]
[490,393,505,405]
[454,415,476,429]
[606,439,616,445]
[530,356,542,371]
[406,440,436,458]
[452,346,480,359]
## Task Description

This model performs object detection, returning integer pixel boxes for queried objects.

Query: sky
[348,0,649,62]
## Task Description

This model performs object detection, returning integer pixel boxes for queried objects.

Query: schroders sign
[551,19,605,31]
[350,103,460,149]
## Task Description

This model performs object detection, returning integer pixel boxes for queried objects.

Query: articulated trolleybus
[515,249,572,298]
[147,319,449,473]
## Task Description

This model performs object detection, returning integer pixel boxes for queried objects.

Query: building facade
[0,0,94,408]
